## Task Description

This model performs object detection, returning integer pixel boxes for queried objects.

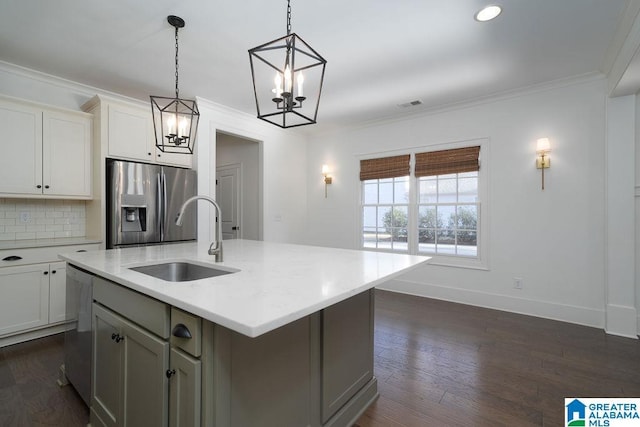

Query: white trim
[605,303,639,339]
[355,138,489,270]
[379,278,606,331]
[0,60,149,106]
[313,73,604,139]
[601,0,640,76]
[0,323,70,348]
[606,3,640,95]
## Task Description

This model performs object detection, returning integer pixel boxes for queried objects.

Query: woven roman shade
[359,154,410,181]
[415,146,480,177]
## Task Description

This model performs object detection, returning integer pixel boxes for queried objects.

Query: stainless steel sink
[130,262,237,282]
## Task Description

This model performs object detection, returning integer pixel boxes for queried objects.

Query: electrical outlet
[513,277,523,290]
[19,211,31,224]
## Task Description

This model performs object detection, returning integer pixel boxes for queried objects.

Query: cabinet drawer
[0,244,99,268]
[170,307,201,357]
[93,277,170,338]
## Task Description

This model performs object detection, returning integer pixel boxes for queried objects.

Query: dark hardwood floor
[0,333,88,426]
[0,290,638,426]
[356,290,640,427]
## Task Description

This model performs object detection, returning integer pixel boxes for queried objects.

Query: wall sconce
[536,137,551,190]
[322,164,332,198]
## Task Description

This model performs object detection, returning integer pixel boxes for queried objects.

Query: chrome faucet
[175,195,223,262]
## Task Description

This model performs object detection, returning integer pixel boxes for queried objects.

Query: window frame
[357,138,489,270]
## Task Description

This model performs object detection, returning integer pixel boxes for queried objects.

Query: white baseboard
[605,303,638,338]
[0,323,71,348]
[378,278,606,330]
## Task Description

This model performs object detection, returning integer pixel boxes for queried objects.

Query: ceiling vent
[398,99,423,108]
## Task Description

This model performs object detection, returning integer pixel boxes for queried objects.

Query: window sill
[423,255,489,271]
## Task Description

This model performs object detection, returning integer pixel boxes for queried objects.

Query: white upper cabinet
[103,97,192,169]
[0,99,43,195]
[0,96,92,199]
[43,110,92,197]
[108,102,155,161]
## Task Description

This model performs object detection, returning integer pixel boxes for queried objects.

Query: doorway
[215,131,261,240]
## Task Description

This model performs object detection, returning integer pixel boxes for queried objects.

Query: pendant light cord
[174,25,180,99]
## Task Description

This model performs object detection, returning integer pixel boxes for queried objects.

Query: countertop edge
[60,242,431,338]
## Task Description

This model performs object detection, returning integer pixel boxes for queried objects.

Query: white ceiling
[0,0,636,134]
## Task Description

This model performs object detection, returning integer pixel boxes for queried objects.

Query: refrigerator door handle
[157,173,163,240]
[162,172,168,241]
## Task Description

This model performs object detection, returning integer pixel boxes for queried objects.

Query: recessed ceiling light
[474,5,502,22]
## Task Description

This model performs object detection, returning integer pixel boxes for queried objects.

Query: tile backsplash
[0,198,86,241]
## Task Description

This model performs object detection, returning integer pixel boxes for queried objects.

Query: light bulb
[297,72,304,97]
[166,115,176,135]
[284,65,292,93]
[178,117,188,138]
[274,73,282,98]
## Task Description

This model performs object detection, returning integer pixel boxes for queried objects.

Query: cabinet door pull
[43,271,48,275]
[2,256,22,261]
[44,185,50,189]
[36,185,42,189]
[171,323,192,339]
[76,250,87,252]
[111,333,124,343]
[166,369,176,379]
[51,270,56,274]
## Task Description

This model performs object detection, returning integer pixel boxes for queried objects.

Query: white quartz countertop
[59,240,429,338]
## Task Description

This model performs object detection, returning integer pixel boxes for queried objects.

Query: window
[362,176,410,251]
[360,155,411,252]
[415,146,480,257]
[360,144,485,267]
[417,171,478,256]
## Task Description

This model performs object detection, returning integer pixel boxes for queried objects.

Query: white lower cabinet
[0,264,49,336]
[0,261,69,337]
[92,303,169,427]
[48,261,67,323]
[0,244,100,346]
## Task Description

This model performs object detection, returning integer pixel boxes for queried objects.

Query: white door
[216,164,241,240]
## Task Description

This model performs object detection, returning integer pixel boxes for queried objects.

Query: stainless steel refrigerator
[106,159,197,249]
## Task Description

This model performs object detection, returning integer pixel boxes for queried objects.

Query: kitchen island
[60,239,429,427]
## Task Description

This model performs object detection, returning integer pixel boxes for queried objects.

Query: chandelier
[150,15,200,154]
[248,0,327,128]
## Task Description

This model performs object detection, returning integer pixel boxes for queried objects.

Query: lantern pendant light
[248,0,327,128]
[150,15,199,154]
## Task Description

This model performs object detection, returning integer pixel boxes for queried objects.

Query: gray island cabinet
[60,240,428,427]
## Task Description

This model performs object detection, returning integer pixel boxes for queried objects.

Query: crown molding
[310,72,605,139]
[0,60,149,106]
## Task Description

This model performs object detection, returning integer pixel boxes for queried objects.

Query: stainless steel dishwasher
[63,264,94,406]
